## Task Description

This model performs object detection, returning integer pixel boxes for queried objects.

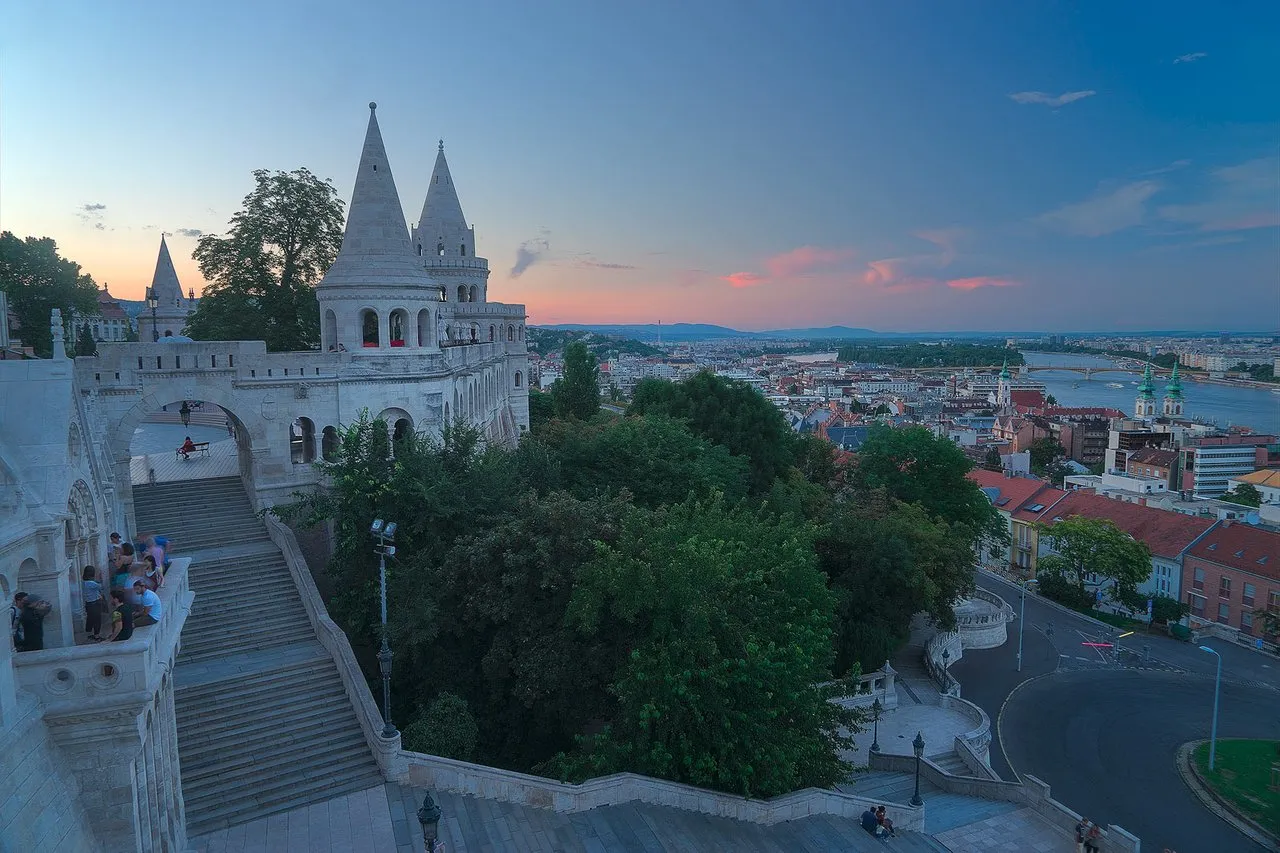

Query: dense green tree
[1028,437,1066,475]
[74,322,98,357]
[982,446,1004,472]
[527,388,555,432]
[629,371,797,493]
[848,425,1004,547]
[548,496,857,798]
[550,341,601,419]
[0,232,99,357]
[1036,516,1152,605]
[521,415,751,508]
[1150,595,1188,624]
[835,342,1023,368]
[1221,483,1262,508]
[185,168,344,351]
[819,491,976,672]
[401,692,479,761]
[1044,394,1058,406]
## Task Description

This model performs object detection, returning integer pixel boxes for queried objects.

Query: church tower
[411,141,489,305]
[1134,363,1158,417]
[140,235,196,341]
[996,359,1012,412]
[316,103,443,352]
[1162,362,1184,417]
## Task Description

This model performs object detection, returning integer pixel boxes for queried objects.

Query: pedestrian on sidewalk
[179,402,191,427]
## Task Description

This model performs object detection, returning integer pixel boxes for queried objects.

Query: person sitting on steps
[178,436,196,460]
[876,806,896,838]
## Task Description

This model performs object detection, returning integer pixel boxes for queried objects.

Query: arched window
[489,325,495,341]
[417,244,423,256]
[322,426,340,461]
[507,325,515,342]
[324,309,338,350]
[460,244,466,256]
[515,371,522,387]
[361,309,379,347]
[417,309,431,347]
[291,417,316,464]
[457,285,468,303]
[468,285,478,303]
[437,242,445,256]
[389,309,408,346]
[393,418,412,446]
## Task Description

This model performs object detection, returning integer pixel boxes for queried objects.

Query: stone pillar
[51,308,67,359]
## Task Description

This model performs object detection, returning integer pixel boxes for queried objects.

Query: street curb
[994,670,1058,786]
[1175,740,1278,851]
[978,568,1120,635]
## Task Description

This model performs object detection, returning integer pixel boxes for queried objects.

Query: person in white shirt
[131,580,163,626]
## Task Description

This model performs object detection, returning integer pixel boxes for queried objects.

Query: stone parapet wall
[403,752,924,832]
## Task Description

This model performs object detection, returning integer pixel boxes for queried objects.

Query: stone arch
[324,309,338,350]
[515,371,523,388]
[393,418,412,445]
[389,309,409,346]
[377,408,413,432]
[507,325,515,342]
[468,285,478,303]
[460,243,466,257]
[290,417,316,464]
[417,309,432,347]
[457,285,468,303]
[361,309,380,347]
[322,426,340,461]
[489,325,495,342]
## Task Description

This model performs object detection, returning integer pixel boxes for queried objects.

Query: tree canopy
[185,168,344,351]
[1036,516,1152,606]
[0,232,99,357]
[1221,483,1262,508]
[550,340,601,420]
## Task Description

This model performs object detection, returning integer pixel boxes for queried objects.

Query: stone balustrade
[829,660,898,710]
[403,752,924,832]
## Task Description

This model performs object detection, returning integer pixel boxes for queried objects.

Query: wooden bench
[176,442,211,460]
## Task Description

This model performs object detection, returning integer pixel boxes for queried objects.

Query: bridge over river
[909,362,1172,379]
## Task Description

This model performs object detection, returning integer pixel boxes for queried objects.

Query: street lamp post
[870,698,882,753]
[1198,645,1222,771]
[910,731,925,806]
[372,519,399,739]
[417,792,442,852]
[145,287,159,342]
[1016,578,1038,672]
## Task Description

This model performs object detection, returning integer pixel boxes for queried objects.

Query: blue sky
[2,0,1277,331]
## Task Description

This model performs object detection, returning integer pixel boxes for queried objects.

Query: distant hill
[536,323,883,342]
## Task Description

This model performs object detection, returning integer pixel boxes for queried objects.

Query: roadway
[951,572,1280,852]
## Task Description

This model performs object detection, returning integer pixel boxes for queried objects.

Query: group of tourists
[8,531,171,653]
[860,805,896,839]
[1076,817,1104,852]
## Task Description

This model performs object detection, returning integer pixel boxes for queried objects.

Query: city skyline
[3,0,1278,332]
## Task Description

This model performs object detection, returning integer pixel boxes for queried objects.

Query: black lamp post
[372,519,398,739]
[145,287,159,341]
[417,792,442,852]
[910,731,925,806]
[870,698,882,753]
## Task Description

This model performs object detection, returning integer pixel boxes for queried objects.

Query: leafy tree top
[551,341,601,420]
[1221,483,1262,508]
[0,232,99,357]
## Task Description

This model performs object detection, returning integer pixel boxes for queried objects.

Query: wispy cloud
[77,202,107,230]
[721,272,767,288]
[946,276,1020,291]
[575,254,636,271]
[1035,181,1161,236]
[1157,157,1280,232]
[1173,52,1208,64]
[1008,90,1096,108]
[1141,159,1192,177]
[174,228,204,238]
[762,245,856,278]
[510,231,551,278]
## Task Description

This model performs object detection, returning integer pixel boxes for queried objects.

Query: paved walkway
[131,434,238,485]
[843,679,978,768]
[191,785,398,853]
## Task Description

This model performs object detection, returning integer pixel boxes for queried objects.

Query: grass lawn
[1193,739,1280,838]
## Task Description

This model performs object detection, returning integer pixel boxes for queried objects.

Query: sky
[2,0,1278,333]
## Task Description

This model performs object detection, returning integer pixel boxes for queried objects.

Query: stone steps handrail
[403,751,924,832]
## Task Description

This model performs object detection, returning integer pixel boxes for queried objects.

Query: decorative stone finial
[51,308,67,359]
[438,139,444,152]
[369,101,377,111]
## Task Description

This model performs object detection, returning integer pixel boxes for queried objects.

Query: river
[1021,352,1280,435]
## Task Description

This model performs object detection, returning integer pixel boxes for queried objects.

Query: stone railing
[925,630,962,696]
[868,752,1138,852]
[264,514,407,782]
[403,752,924,832]
[829,661,898,711]
[13,557,193,711]
[938,693,994,773]
[954,589,1014,649]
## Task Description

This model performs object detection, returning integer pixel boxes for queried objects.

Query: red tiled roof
[1043,491,1215,559]
[1187,522,1280,580]
[1127,447,1178,468]
[1041,406,1126,418]
[1011,487,1069,522]
[967,469,1050,513]
[96,287,129,320]
[1011,390,1045,409]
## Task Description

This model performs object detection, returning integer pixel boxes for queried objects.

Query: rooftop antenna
[657,320,662,347]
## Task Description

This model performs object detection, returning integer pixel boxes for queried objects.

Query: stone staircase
[846,766,1020,837]
[133,476,383,839]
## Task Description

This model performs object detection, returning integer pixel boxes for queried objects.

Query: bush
[1036,572,1094,610]
[401,692,478,761]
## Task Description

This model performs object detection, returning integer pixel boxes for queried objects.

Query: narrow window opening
[372,164,377,171]
[138,357,144,370]
[175,356,181,369]
[268,369,273,377]
[156,356,162,369]
[228,354,234,367]
[460,244,466,256]
[251,369,256,377]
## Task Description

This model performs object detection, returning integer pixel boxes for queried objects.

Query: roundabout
[999,669,1280,853]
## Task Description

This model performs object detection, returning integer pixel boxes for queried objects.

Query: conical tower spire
[149,235,185,309]
[418,141,468,241]
[319,102,436,290]
[1165,362,1183,399]
[1137,362,1155,398]
[999,359,1010,380]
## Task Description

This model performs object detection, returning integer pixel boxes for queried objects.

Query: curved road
[1001,670,1279,853]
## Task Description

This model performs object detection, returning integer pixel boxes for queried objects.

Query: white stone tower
[1162,362,1184,417]
[317,103,444,352]
[1134,363,1158,418]
[140,235,195,341]
[996,359,1012,412]
[411,141,489,305]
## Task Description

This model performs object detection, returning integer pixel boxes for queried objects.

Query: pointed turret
[150,235,185,310]
[1165,362,1183,399]
[1137,363,1155,398]
[411,138,490,303]
[1135,362,1157,417]
[999,359,1010,380]
[417,141,469,248]
[319,102,436,290]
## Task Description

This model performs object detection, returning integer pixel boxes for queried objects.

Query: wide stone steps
[133,476,381,838]
[846,769,1021,836]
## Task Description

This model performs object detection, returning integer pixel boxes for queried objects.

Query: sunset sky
[2,0,1277,332]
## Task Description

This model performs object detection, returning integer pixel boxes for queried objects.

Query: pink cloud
[721,271,767,288]
[763,245,856,278]
[946,276,1021,291]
